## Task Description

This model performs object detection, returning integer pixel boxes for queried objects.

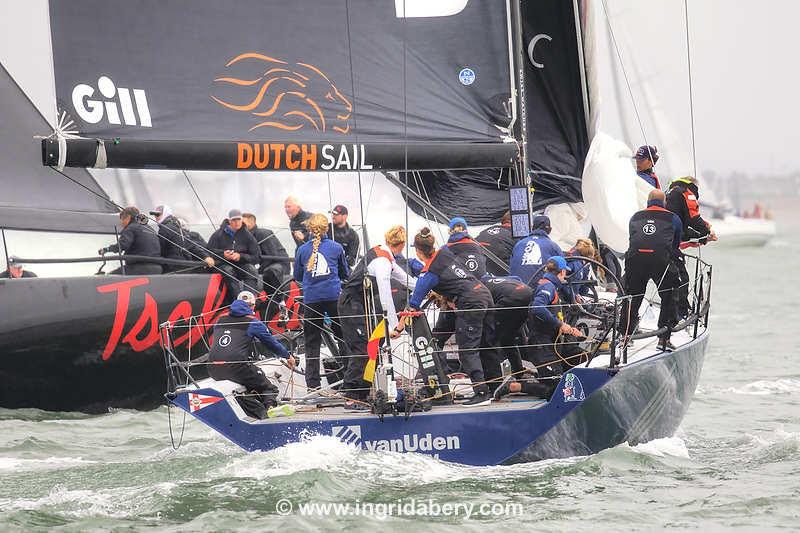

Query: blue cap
[549,256,569,271]
[448,216,468,230]
[532,215,551,230]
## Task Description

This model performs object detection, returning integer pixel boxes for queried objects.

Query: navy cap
[634,145,659,164]
[448,216,468,230]
[549,255,568,271]
[330,205,348,215]
[532,215,551,230]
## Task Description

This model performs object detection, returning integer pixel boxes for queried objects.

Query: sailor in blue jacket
[509,215,563,287]
[495,257,581,400]
[529,256,583,376]
[208,291,292,418]
[293,213,350,390]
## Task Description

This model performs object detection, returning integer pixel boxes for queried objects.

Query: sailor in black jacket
[150,205,214,273]
[284,196,311,249]
[621,189,682,351]
[476,211,515,276]
[99,207,163,275]
[242,213,290,294]
[329,204,360,267]
[208,292,292,418]
[207,209,260,299]
[481,274,533,374]
[398,228,499,406]
[445,217,487,278]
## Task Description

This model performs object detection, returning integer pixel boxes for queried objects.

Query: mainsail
[45,0,517,172]
[402,0,590,224]
[0,63,118,233]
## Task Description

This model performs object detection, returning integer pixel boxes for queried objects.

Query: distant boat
[709,215,776,248]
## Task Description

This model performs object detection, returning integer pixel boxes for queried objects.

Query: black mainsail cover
[403,0,590,224]
[0,64,118,234]
[46,0,516,172]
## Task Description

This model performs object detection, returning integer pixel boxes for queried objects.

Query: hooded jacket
[209,300,289,362]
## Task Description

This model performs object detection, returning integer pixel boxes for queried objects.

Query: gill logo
[211,53,353,134]
[72,76,152,127]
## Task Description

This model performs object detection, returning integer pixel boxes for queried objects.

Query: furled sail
[0,64,118,233]
[45,0,517,172]
[402,0,590,224]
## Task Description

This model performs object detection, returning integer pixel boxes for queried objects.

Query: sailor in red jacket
[665,176,718,317]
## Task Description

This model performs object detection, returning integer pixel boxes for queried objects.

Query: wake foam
[724,378,800,395]
[628,436,691,459]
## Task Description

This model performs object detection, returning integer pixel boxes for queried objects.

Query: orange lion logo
[211,52,353,134]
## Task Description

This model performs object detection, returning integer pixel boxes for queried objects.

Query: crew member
[634,145,661,189]
[476,211,516,276]
[0,256,37,278]
[329,205,360,267]
[527,256,584,377]
[495,257,578,399]
[338,225,417,407]
[510,215,563,287]
[99,207,163,275]
[621,189,682,351]
[397,228,497,406]
[242,212,290,294]
[207,209,261,299]
[445,217,487,278]
[150,205,214,273]
[665,176,718,318]
[284,196,311,249]
[208,291,293,419]
[294,213,350,391]
[480,274,532,374]
[566,238,598,299]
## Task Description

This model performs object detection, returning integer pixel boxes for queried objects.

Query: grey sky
[596,0,797,176]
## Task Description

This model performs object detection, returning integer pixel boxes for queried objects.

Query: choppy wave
[697,378,800,397]
[725,378,800,395]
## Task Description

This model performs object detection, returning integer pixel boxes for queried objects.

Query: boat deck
[178,305,698,425]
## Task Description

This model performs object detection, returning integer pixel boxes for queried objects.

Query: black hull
[509,332,709,462]
[0,275,228,412]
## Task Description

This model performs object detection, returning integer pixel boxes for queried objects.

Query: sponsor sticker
[458,67,476,85]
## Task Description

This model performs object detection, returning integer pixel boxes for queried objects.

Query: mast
[573,0,592,139]
[510,0,528,188]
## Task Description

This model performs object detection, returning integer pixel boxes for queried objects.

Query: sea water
[0,210,798,531]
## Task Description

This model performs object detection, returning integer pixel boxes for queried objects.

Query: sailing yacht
[0,0,711,465]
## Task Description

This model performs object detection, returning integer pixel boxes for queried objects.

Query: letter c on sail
[527,34,552,69]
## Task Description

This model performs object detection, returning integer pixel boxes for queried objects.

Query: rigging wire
[182,170,216,229]
[343,0,370,251]
[683,0,698,178]
[46,165,350,345]
[599,0,650,147]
